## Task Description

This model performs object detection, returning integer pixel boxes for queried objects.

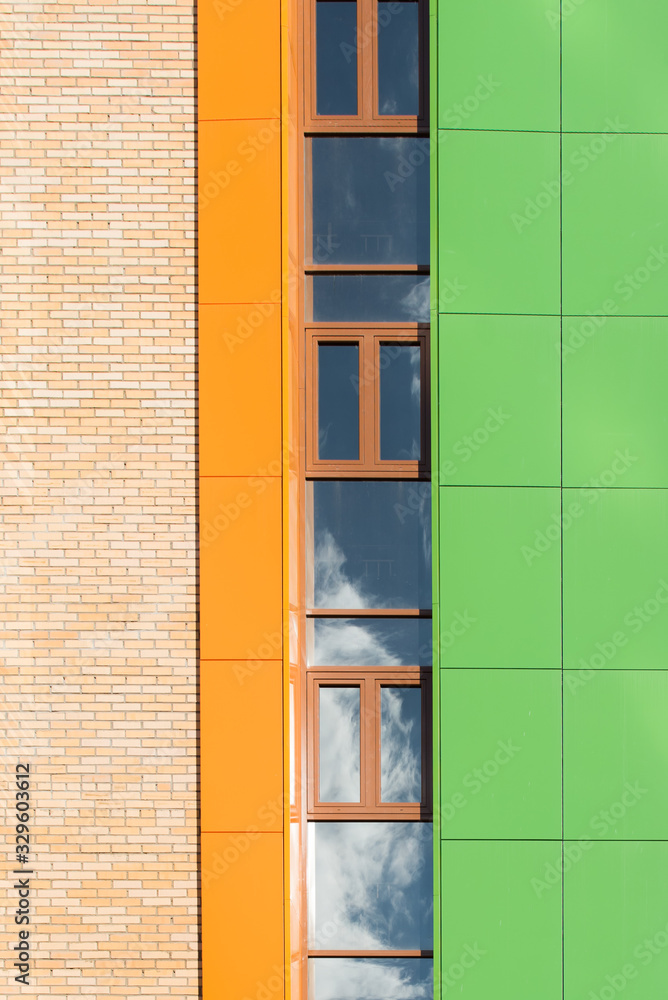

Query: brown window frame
[305,0,429,132]
[305,326,429,476]
[307,667,431,820]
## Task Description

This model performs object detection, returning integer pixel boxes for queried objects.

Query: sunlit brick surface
[0,2,198,994]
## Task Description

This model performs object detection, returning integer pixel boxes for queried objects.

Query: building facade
[2,1,666,997]
[201,1,668,998]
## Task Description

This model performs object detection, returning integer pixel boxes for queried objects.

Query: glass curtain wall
[302,3,432,996]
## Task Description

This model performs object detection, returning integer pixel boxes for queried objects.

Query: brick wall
[0,2,198,995]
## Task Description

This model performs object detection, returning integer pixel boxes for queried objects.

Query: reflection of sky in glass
[319,686,361,802]
[310,275,430,322]
[312,482,431,609]
[318,343,359,460]
[309,618,432,666]
[310,958,433,999]
[309,822,433,949]
[316,2,358,116]
[380,344,421,460]
[381,687,421,802]
[311,138,429,265]
[378,2,419,115]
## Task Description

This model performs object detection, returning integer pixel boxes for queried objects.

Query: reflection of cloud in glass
[319,687,360,802]
[313,482,432,610]
[400,277,430,322]
[381,687,421,802]
[310,618,433,668]
[314,529,370,609]
[313,619,403,666]
[310,958,433,1000]
[310,822,433,950]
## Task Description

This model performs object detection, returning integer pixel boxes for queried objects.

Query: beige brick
[0,1,197,995]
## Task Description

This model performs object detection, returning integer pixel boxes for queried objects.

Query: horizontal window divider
[305,125,429,136]
[308,950,434,959]
[306,321,430,330]
[307,608,432,617]
[306,263,430,273]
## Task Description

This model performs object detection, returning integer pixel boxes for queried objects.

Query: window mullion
[359,0,375,122]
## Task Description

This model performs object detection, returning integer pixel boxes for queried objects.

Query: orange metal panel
[199,303,282,477]
[202,832,285,998]
[200,660,283,832]
[199,119,281,305]
[200,477,282,660]
[198,0,280,122]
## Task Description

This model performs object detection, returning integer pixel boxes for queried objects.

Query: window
[308,136,430,266]
[307,480,432,609]
[308,273,430,323]
[308,821,433,950]
[307,0,427,128]
[308,669,430,817]
[307,330,429,473]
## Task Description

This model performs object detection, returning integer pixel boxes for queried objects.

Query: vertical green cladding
[432,3,668,999]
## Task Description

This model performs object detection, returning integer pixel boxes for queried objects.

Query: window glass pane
[309,958,433,999]
[318,343,359,460]
[378,1,420,115]
[310,137,429,265]
[308,822,433,949]
[380,344,421,460]
[316,2,358,115]
[308,617,432,666]
[311,481,431,609]
[381,687,422,802]
[319,686,361,802]
[310,274,430,322]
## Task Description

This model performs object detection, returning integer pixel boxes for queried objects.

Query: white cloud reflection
[314,530,371,610]
[399,278,430,323]
[319,687,361,802]
[310,957,433,1000]
[313,618,404,667]
[310,822,433,951]
[380,687,422,803]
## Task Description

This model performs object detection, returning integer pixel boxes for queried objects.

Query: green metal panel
[564,843,668,1000]
[437,0,560,132]
[438,131,561,315]
[562,135,668,316]
[441,670,562,840]
[432,0,668,996]
[441,841,563,1000]
[563,489,668,670]
[439,314,561,486]
[564,671,668,840]
[439,487,561,668]
[563,318,668,488]
[562,1,668,132]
